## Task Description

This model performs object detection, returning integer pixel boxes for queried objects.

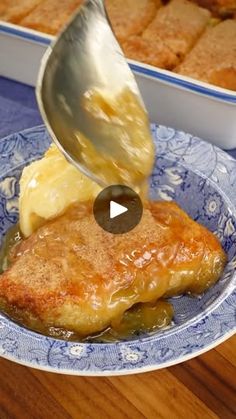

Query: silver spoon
[36,0,147,187]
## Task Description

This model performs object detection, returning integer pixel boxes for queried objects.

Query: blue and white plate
[0,125,235,375]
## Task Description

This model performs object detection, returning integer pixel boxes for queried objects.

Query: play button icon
[93,185,143,234]
[110,201,128,219]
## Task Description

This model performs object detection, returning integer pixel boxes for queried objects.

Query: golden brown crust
[121,0,211,70]
[105,0,159,42]
[175,19,236,90]
[0,201,226,336]
[20,0,84,35]
[122,35,179,69]
[142,0,211,63]
[0,0,42,24]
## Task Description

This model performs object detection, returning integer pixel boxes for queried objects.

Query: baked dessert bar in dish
[122,0,211,70]
[176,19,236,90]
[105,0,160,42]
[20,0,83,35]
[1,0,236,91]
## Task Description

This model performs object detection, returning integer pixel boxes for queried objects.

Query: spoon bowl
[36,0,145,186]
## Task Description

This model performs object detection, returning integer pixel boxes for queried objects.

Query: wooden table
[0,335,235,419]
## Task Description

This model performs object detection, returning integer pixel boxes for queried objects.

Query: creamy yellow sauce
[78,88,155,190]
[19,88,154,237]
[0,224,22,274]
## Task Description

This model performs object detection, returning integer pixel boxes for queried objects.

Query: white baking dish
[0,21,236,149]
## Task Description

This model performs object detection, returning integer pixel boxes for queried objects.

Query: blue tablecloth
[0,77,42,138]
[0,76,236,160]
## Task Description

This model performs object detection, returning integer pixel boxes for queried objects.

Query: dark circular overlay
[93,185,143,234]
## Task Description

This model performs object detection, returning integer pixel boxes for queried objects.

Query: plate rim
[1,329,235,376]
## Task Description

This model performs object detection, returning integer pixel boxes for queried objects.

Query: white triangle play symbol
[110,201,128,219]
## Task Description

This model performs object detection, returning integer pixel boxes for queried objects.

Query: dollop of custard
[19,144,101,237]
